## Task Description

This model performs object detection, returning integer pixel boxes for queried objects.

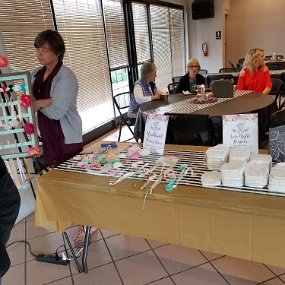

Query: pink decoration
[128,144,141,160]
[28,146,41,158]
[24,122,34,135]
[0,55,9,67]
[20,94,30,108]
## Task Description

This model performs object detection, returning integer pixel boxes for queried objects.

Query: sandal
[73,226,98,245]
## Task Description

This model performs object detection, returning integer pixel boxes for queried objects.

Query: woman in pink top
[237,48,272,95]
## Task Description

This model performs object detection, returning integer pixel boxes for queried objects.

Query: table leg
[82,226,91,273]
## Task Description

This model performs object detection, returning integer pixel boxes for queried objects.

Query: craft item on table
[250,154,272,169]
[163,168,176,182]
[155,155,180,168]
[206,144,230,170]
[244,160,269,188]
[229,146,251,162]
[220,161,246,188]
[165,164,188,192]
[268,163,285,193]
[128,144,141,159]
[101,142,117,148]
[201,170,222,187]
[140,174,157,190]
[109,171,134,185]
[143,174,163,209]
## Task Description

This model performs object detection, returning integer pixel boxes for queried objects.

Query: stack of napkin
[244,161,270,188]
[220,161,246,187]
[250,154,272,169]
[206,144,230,170]
[201,170,222,187]
[268,163,285,193]
[229,146,251,162]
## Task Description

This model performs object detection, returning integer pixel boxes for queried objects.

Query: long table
[35,144,285,269]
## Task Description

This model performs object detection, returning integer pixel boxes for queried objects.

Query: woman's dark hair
[34,29,65,61]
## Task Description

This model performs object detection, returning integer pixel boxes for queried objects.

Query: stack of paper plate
[201,170,222,187]
[229,146,251,162]
[221,161,246,187]
[206,144,230,170]
[268,163,285,193]
[244,161,269,188]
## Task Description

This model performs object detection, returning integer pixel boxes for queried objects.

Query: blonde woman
[236,48,272,95]
[176,58,205,93]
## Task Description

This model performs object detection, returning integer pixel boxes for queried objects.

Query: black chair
[211,79,234,98]
[172,76,182,83]
[199,69,208,75]
[266,61,285,70]
[229,61,236,69]
[206,74,234,88]
[269,78,283,108]
[219,67,238,73]
[112,92,136,142]
[237,58,244,71]
[167,82,179,94]
[269,109,285,128]
[165,113,215,146]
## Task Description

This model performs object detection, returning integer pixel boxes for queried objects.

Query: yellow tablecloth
[35,144,285,268]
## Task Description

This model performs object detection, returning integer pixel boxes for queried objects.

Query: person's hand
[34,99,53,111]
[152,93,161,100]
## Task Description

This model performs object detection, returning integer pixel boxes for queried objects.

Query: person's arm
[133,84,160,104]
[236,69,245,90]
[39,68,78,120]
[34,99,53,112]
[176,75,186,93]
[262,66,272,95]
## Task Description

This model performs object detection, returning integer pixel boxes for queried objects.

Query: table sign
[143,113,169,154]
[223,113,258,154]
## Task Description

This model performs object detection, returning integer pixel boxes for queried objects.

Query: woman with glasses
[236,48,272,95]
[176,58,205,93]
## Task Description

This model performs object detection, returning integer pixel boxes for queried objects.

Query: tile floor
[3,125,285,285]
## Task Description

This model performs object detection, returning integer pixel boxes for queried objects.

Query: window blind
[52,0,114,133]
[150,5,172,91]
[102,0,128,69]
[0,0,53,72]
[132,2,150,64]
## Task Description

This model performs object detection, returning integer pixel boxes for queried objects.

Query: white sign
[143,113,169,155]
[223,113,258,154]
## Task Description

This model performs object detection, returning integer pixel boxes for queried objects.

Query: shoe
[73,226,97,246]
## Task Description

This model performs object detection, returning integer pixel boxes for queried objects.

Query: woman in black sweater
[176,58,205,93]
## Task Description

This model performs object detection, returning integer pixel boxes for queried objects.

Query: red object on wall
[202,43,208,56]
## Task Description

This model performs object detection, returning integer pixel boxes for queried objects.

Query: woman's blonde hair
[140,61,156,79]
[243,48,265,72]
[187,58,201,72]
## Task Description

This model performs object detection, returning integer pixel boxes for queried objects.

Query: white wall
[187,0,226,73]
[226,0,285,67]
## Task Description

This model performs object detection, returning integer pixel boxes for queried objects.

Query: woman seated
[127,61,161,124]
[176,58,205,93]
[236,48,272,95]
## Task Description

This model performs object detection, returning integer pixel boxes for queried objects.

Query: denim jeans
[0,171,21,278]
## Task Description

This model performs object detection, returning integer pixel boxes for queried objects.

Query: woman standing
[32,29,83,168]
[127,61,161,124]
[176,58,205,93]
[236,48,272,95]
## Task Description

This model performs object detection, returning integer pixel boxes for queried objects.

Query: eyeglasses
[188,65,199,68]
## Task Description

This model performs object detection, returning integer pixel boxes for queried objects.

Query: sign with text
[143,113,169,155]
[223,113,258,154]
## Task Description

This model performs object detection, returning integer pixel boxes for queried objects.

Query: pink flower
[20,94,30,108]
[28,147,41,158]
[0,55,9,67]
[24,122,34,135]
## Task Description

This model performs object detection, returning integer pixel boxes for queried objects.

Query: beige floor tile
[8,222,25,243]
[154,244,207,275]
[47,276,74,284]
[148,277,175,285]
[6,241,25,267]
[172,263,229,285]
[72,263,122,285]
[2,263,25,285]
[261,277,285,285]
[212,256,275,284]
[147,239,169,249]
[100,229,120,239]
[26,232,65,261]
[265,264,285,276]
[26,212,35,222]
[105,234,151,261]
[115,251,168,285]
[278,274,285,282]
[26,259,71,285]
[200,250,225,261]
[26,220,54,239]
[69,240,112,274]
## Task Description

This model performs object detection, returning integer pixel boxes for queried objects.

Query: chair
[166,113,214,146]
[112,92,136,142]
[269,78,283,109]
[199,69,208,75]
[167,82,179,94]
[237,58,244,71]
[229,61,236,69]
[172,76,182,83]
[266,61,285,70]
[211,79,234,98]
[219,67,238,73]
[206,74,234,88]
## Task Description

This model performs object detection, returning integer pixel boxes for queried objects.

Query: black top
[176,73,205,93]
[0,156,7,178]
